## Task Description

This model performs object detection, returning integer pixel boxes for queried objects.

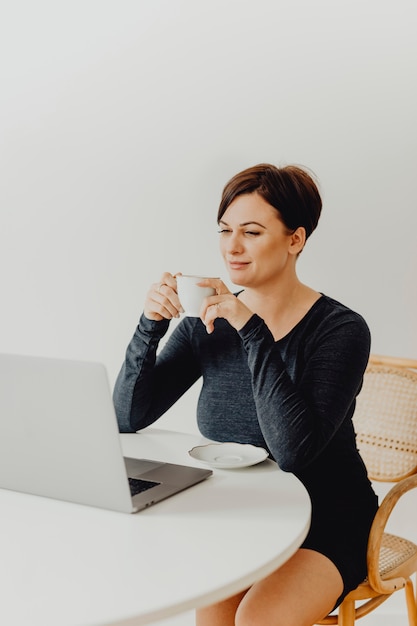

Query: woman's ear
[289,226,306,255]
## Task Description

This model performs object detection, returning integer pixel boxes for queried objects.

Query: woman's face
[218,192,302,288]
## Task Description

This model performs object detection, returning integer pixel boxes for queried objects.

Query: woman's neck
[238,279,321,341]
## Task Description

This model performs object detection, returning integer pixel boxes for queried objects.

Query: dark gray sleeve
[113,315,201,432]
[238,313,370,472]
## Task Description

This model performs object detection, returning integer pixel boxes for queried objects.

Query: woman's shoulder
[315,294,368,322]
[305,294,370,341]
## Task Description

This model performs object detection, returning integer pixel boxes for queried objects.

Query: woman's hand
[144,272,183,321]
[198,278,253,334]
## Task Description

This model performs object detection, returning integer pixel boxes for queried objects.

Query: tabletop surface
[0,428,311,626]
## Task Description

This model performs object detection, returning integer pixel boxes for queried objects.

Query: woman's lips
[228,262,250,270]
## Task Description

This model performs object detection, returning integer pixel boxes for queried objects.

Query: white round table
[0,428,311,625]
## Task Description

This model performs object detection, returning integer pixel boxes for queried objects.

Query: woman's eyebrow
[219,220,267,229]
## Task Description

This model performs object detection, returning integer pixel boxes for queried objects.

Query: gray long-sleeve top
[113,295,378,595]
[114,295,374,496]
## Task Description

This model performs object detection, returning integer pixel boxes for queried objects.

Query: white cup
[176,274,217,317]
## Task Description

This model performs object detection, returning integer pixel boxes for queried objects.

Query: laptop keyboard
[128,477,161,497]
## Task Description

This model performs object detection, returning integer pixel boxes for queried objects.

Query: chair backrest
[353,354,417,482]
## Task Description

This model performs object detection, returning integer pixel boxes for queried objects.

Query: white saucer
[188,442,268,469]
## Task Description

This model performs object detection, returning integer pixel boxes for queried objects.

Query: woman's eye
[218,229,261,236]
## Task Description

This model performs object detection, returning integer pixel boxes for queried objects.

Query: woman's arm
[238,310,370,471]
[113,315,201,432]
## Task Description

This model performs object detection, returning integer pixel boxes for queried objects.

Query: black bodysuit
[113,294,378,606]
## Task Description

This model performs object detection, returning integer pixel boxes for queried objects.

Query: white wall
[1,0,416,409]
[1,3,416,622]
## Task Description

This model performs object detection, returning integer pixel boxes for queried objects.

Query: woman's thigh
[196,589,248,626]
[236,548,344,626]
[196,548,343,626]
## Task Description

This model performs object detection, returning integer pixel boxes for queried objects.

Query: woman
[113,163,378,626]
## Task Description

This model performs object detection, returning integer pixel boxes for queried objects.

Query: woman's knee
[234,598,255,626]
[235,599,326,626]
[235,599,299,626]
[234,549,343,626]
[196,590,247,626]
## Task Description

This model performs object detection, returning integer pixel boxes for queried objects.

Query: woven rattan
[316,354,417,626]
[354,365,417,481]
[378,533,417,577]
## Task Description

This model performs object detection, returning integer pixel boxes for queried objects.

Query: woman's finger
[144,274,183,320]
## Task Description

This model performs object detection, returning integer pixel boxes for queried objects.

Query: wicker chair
[317,354,417,626]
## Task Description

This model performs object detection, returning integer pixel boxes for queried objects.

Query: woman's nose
[226,232,244,254]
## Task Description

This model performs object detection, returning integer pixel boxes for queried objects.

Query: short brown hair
[217,163,322,240]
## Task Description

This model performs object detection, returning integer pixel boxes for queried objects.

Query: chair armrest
[367,472,417,593]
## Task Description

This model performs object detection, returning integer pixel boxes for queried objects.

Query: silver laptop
[0,353,212,513]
